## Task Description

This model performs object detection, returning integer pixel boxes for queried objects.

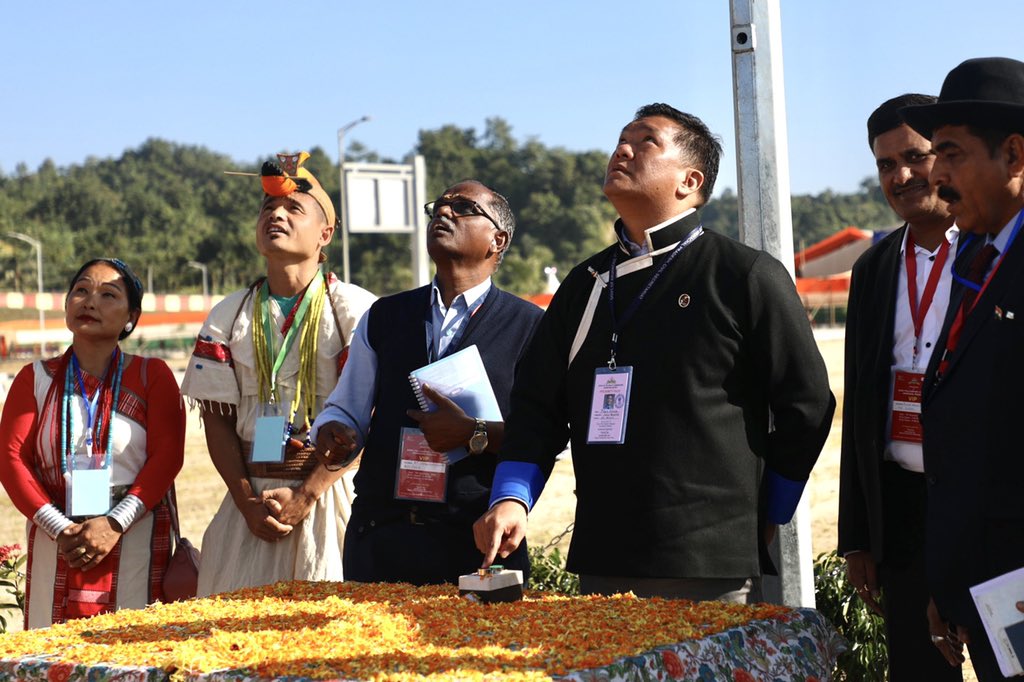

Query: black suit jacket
[921,225,1024,626]
[838,226,904,561]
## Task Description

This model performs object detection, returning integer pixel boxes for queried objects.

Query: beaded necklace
[252,273,326,443]
[60,347,124,473]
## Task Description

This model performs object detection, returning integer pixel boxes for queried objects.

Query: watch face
[469,433,488,455]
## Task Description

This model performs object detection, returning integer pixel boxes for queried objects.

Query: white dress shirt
[884,224,958,472]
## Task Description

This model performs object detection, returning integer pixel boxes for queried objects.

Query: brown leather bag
[162,486,200,602]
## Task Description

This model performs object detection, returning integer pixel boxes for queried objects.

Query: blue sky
[4,1,1021,197]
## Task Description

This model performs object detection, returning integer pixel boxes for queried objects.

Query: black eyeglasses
[424,197,501,231]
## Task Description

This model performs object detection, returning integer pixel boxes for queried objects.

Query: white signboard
[345,163,417,234]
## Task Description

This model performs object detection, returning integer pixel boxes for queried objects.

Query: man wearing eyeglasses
[311,180,543,585]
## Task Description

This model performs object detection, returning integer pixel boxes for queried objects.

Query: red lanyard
[904,231,950,365]
[943,247,1006,359]
[939,210,1024,374]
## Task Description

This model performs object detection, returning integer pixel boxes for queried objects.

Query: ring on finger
[931,634,946,644]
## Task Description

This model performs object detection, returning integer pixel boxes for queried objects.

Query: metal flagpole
[729,0,815,607]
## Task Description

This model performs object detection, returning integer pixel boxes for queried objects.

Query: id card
[891,368,924,443]
[65,465,112,517]
[252,408,288,463]
[394,427,448,502]
[587,366,633,444]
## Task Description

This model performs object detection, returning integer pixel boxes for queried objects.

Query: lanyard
[259,274,322,401]
[71,354,105,448]
[425,292,486,363]
[904,231,950,367]
[62,348,124,472]
[606,225,703,369]
[943,209,1024,360]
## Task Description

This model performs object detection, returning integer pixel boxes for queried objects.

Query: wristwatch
[468,418,488,455]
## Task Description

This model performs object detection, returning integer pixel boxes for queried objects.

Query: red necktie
[937,244,1000,376]
[960,243,999,310]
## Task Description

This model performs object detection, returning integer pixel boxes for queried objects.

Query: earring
[124,322,134,332]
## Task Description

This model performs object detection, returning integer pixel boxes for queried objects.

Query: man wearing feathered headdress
[181,152,376,595]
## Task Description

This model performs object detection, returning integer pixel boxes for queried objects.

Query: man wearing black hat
[902,57,1024,681]
[839,94,963,679]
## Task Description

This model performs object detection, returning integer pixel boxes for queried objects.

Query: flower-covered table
[0,581,844,681]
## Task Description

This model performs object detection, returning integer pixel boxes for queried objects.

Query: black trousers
[879,462,963,682]
[343,506,529,586]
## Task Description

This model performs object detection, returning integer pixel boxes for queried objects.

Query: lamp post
[186,260,209,298]
[338,115,372,283]
[5,232,44,352]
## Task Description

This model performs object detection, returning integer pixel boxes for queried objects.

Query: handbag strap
[167,484,182,543]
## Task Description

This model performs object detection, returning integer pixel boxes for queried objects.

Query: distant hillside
[0,122,898,296]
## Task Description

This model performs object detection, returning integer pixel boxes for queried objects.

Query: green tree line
[0,119,899,297]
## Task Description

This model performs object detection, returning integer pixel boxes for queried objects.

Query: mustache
[894,180,929,194]
[937,185,961,203]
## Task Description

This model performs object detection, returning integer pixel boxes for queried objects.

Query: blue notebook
[409,344,502,464]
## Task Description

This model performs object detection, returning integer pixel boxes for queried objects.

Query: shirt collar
[898,223,959,256]
[614,208,701,257]
[430,276,492,313]
[989,208,1023,253]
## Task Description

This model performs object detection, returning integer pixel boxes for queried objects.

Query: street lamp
[186,260,209,298]
[338,115,372,283]
[5,232,44,351]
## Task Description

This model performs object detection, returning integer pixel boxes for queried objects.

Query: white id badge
[252,413,288,463]
[587,366,633,444]
[66,453,112,517]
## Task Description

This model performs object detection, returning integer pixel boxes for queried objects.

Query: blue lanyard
[62,349,124,473]
[951,210,1024,291]
[606,225,703,369]
[72,354,103,448]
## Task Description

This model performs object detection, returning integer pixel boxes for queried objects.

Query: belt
[242,440,320,480]
[356,506,446,532]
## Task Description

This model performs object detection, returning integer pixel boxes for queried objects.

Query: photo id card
[251,414,288,463]
[394,427,448,502]
[65,467,112,517]
[891,367,924,444]
[587,366,633,444]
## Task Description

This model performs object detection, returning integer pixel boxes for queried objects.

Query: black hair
[67,258,144,339]
[867,94,937,149]
[634,103,723,204]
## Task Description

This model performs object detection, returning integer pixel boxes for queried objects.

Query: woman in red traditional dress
[0,258,185,628]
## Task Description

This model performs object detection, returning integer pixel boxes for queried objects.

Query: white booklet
[408,344,502,464]
[970,565,1024,677]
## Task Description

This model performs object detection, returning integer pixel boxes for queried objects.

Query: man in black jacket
[902,57,1024,682]
[475,103,835,601]
[838,94,963,680]
[312,180,543,585]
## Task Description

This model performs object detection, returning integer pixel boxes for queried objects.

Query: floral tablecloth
[0,581,844,681]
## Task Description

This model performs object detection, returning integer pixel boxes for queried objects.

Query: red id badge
[394,427,448,502]
[890,368,924,443]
